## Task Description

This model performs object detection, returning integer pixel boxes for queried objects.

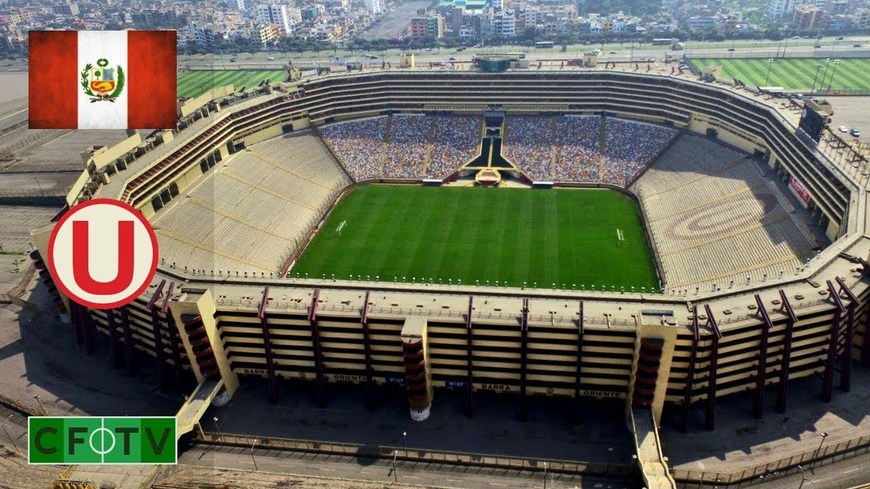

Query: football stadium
[28,66,870,486]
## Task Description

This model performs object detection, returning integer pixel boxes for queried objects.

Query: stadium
[29,67,870,485]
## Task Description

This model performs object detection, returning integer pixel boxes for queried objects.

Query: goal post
[336,220,347,237]
[616,228,624,246]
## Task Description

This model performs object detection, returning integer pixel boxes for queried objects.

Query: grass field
[177,70,287,98]
[689,57,870,91]
[292,185,659,290]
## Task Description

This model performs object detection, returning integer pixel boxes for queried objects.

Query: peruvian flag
[29,30,177,129]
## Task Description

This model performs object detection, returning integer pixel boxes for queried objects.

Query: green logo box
[28,417,176,464]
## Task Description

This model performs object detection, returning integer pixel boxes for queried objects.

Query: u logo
[47,199,158,309]
[71,220,135,295]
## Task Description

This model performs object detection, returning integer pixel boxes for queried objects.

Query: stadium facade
[31,70,870,435]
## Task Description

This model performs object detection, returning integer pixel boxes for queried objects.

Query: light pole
[814,432,829,462]
[33,395,45,415]
[764,58,774,87]
[250,438,258,471]
[402,431,407,458]
[819,58,831,93]
[34,176,44,196]
[390,449,399,483]
[2,415,19,455]
[809,64,822,95]
[826,59,840,92]
[213,416,223,441]
[543,461,548,489]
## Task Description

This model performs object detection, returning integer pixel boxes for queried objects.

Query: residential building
[364,0,382,15]
[257,4,292,35]
[256,23,281,44]
[792,4,829,27]
[768,0,794,19]
[686,15,719,32]
[493,9,515,37]
[410,15,444,39]
[53,2,79,16]
[227,0,245,10]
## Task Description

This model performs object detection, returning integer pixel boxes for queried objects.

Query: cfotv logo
[29,417,176,464]
[47,199,158,309]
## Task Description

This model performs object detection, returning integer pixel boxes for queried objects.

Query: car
[425,47,432,51]
[813,44,822,48]
[367,54,378,59]
[229,58,236,63]
[792,36,800,40]
[448,56,456,60]
[267,56,275,60]
[609,50,618,54]
[851,129,861,137]
[457,47,466,52]
[853,44,863,48]
[727,47,736,51]
[838,126,849,133]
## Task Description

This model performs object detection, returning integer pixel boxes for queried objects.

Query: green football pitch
[291,185,659,291]
[688,57,870,91]
[177,70,286,98]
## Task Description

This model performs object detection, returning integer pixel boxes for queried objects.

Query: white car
[838,125,849,133]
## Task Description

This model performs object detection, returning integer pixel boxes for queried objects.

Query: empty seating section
[554,115,602,182]
[634,135,745,195]
[123,95,291,205]
[649,190,786,255]
[153,132,349,275]
[603,119,678,186]
[504,116,554,182]
[427,116,482,179]
[384,115,431,179]
[632,134,815,290]
[641,160,764,221]
[319,116,387,181]
[251,134,351,190]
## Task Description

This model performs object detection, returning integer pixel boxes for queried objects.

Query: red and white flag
[29,30,177,129]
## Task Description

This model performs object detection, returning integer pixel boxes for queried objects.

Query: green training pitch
[177,70,286,98]
[292,185,659,291]
[689,57,870,91]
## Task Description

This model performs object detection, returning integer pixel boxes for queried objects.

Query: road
[179,443,637,489]
[176,35,870,70]
[744,451,870,489]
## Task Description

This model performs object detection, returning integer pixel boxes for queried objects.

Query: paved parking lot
[825,96,870,142]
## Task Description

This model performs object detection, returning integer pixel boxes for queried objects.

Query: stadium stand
[633,134,816,290]
[554,115,603,183]
[39,70,867,454]
[503,116,555,181]
[322,115,483,181]
[152,131,351,274]
[603,119,679,186]
[319,116,388,181]
[426,115,483,179]
[384,114,431,179]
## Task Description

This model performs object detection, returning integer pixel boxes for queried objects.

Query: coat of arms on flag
[29,30,177,129]
[81,57,125,102]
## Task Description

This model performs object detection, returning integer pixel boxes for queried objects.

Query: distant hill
[578,0,662,16]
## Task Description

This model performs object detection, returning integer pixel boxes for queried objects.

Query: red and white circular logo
[47,198,158,309]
